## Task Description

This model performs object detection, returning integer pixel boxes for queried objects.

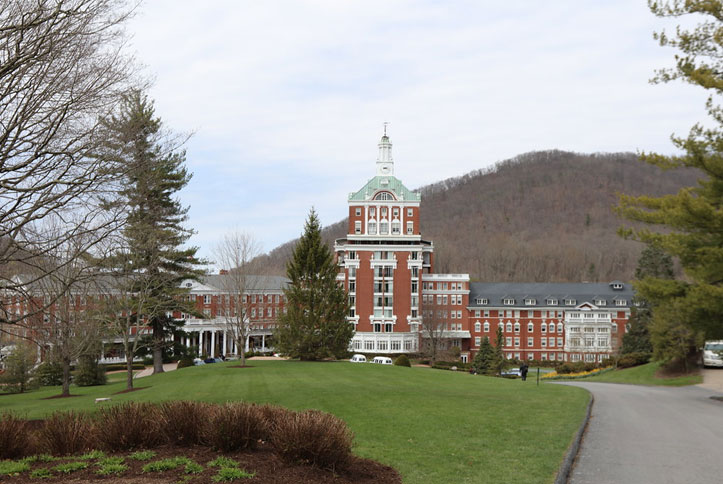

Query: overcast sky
[127,1,707,266]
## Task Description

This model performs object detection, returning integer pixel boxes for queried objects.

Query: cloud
[127,0,710,260]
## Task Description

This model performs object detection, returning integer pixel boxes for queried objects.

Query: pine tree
[275,209,353,360]
[492,325,506,375]
[617,1,723,361]
[102,90,203,375]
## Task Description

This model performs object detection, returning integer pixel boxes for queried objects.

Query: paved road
[560,381,723,484]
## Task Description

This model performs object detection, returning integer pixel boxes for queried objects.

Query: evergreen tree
[617,1,723,362]
[1,343,36,393]
[621,305,654,355]
[102,90,203,374]
[635,245,674,281]
[275,210,353,360]
[493,325,506,375]
[471,337,495,374]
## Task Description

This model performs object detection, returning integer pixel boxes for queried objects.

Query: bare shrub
[158,401,212,446]
[272,410,354,470]
[204,402,267,452]
[36,411,94,455]
[256,404,288,442]
[95,402,161,451]
[0,413,32,458]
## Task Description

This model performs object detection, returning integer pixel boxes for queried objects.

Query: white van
[372,356,393,365]
[703,341,723,367]
[350,354,367,363]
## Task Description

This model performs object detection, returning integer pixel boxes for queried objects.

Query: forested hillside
[254,150,699,282]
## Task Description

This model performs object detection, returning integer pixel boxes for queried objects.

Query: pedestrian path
[133,362,178,379]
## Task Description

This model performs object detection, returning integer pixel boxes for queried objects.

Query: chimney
[219,269,229,275]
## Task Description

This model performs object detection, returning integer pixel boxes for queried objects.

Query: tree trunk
[239,337,246,366]
[62,358,71,397]
[125,353,134,390]
[152,324,165,374]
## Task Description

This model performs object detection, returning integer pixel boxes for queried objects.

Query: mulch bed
[2,444,401,484]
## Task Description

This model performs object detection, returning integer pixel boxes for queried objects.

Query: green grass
[52,461,88,474]
[128,450,156,461]
[142,457,191,473]
[212,466,255,481]
[1,360,590,484]
[583,361,703,386]
[0,460,30,476]
[95,462,128,476]
[207,456,238,468]
[29,467,52,479]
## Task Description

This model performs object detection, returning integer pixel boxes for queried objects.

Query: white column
[210,331,216,358]
[198,331,204,356]
[245,335,250,352]
[221,331,227,356]
[261,334,265,351]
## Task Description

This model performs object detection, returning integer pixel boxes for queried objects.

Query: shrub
[95,463,128,476]
[36,411,94,455]
[256,404,288,442]
[35,362,63,387]
[204,402,267,452]
[1,343,38,393]
[272,410,353,470]
[176,355,195,368]
[128,450,156,461]
[74,355,106,387]
[0,413,32,459]
[207,456,238,468]
[158,401,211,446]
[142,457,189,473]
[95,402,161,451]
[393,354,411,367]
[617,352,651,368]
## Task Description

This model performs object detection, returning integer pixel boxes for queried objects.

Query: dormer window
[546,298,557,306]
[564,298,576,306]
[610,281,624,290]
[524,298,536,306]
[595,299,606,306]
[615,299,627,306]
[374,191,394,201]
[503,298,515,305]
[476,298,489,305]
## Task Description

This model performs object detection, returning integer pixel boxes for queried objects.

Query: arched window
[514,322,520,333]
[483,322,490,332]
[474,322,481,332]
[549,322,555,333]
[506,322,512,332]
[374,191,394,200]
[557,322,564,333]
[498,322,504,330]
[528,322,534,332]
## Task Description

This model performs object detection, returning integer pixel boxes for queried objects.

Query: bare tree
[0,0,137,318]
[420,308,449,364]
[213,231,262,367]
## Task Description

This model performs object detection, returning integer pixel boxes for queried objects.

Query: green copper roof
[348,175,421,201]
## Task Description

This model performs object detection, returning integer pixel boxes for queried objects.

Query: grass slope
[1,360,589,484]
[583,362,702,386]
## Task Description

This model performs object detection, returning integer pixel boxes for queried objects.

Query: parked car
[372,356,393,365]
[350,354,367,363]
[703,341,723,367]
[193,358,205,366]
[500,368,521,377]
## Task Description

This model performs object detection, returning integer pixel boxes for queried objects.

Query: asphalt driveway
[560,380,723,484]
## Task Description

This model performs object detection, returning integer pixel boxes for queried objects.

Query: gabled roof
[194,275,290,292]
[348,176,421,202]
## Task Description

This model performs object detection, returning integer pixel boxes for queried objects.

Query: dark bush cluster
[556,362,600,374]
[615,352,652,368]
[432,360,471,371]
[0,402,355,471]
[101,363,146,372]
[393,354,411,367]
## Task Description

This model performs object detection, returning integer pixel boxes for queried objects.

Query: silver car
[703,341,723,368]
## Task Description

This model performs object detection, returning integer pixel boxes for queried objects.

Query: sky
[127,1,708,267]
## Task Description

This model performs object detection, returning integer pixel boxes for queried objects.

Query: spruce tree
[103,90,203,374]
[275,209,353,360]
[493,325,506,375]
[472,337,495,374]
[617,2,723,361]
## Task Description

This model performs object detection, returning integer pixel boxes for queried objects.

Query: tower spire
[376,124,393,176]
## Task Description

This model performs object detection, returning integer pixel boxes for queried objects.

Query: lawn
[0,360,589,484]
[583,361,702,386]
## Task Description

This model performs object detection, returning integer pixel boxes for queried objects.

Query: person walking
[520,362,529,381]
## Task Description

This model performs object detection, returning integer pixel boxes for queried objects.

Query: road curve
[558,382,723,484]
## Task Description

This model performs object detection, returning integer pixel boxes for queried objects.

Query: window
[364,341,374,350]
[557,337,563,346]
[451,311,456,319]
[407,208,413,217]
[612,323,618,333]
[548,337,555,347]
[375,192,393,200]
[203,295,211,304]
[514,322,520,333]
[505,337,512,347]
[252,295,257,303]
[484,310,490,317]
[353,340,362,350]
[251,308,256,318]
[483,322,490,332]
[457,310,462,319]
[476,298,489,305]
[557,322,564,333]
[565,299,576,305]
[392,208,399,217]
[381,207,387,216]
[541,338,547,347]
[380,222,389,234]
[528,322,534,332]
[506,322,512,332]
[406,221,414,234]
[615,299,627,306]
[546,298,558,305]
[549,322,555,333]
[474,322,481,332]
[595,299,607,306]
[525,298,536,305]
[355,207,361,216]
[391,340,401,351]
[370,206,376,216]
[391,222,401,235]
[527,337,534,346]
[368,221,377,234]
[503,298,515,305]
[514,337,520,347]
[355,221,361,234]
[267,307,272,317]
[475,337,481,346]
